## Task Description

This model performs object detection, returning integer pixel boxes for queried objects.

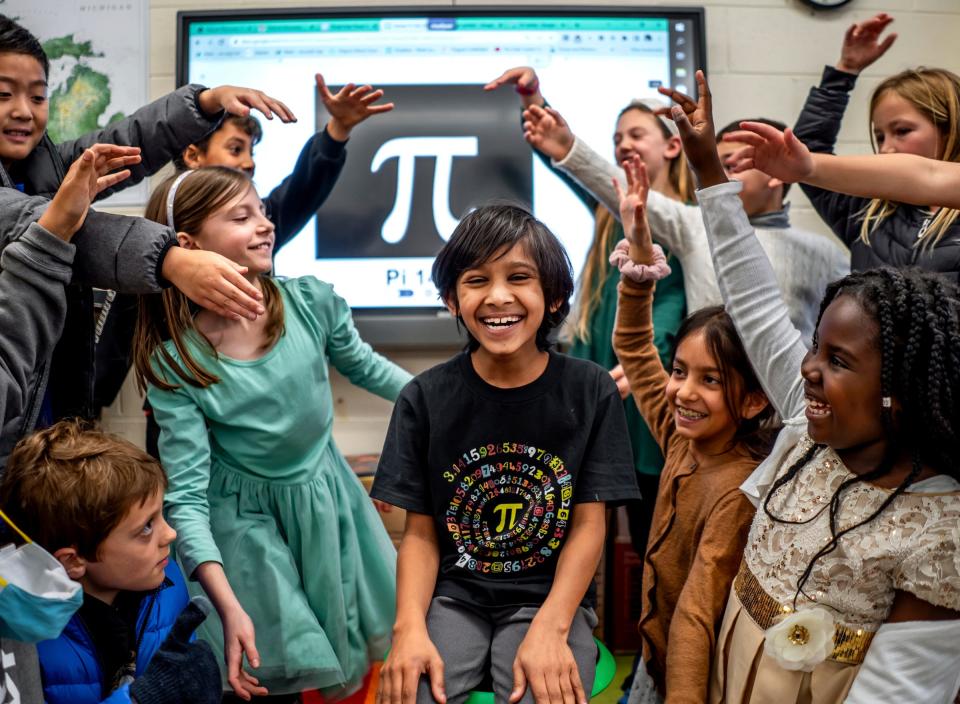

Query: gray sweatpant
[416,596,599,704]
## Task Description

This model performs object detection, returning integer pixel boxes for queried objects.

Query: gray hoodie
[0,83,222,465]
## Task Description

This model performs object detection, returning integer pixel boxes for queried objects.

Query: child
[520,100,847,341]
[722,121,960,210]
[0,13,294,423]
[665,70,960,703]
[611,156,773,703]
[0,142,139,468]
[176,74,392,252]
[371,204,640,704]
[135,76,393,456]
[0,420,223,704]
[792,12,960,279]
[134,167,411,701]
[485,65,688,563]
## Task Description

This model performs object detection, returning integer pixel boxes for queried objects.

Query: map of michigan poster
[2,0,149,206]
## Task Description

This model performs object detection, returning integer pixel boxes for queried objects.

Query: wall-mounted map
[2,0,148,206]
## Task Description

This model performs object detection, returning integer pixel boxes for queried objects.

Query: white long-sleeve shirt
[554,137,850,342]
[697,180,960,704]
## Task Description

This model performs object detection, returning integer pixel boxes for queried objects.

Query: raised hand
[484,66,543,107]
[722,122,815,185]
[657,70,726,188]
[38,144,141,241]
[837,13,897,75]
[522,105,574,162]
[160,247,265,321]
[198,85,297,123]
[612,155,654,262]
[318,73,394,141]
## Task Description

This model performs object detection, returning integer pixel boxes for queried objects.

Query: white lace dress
[697,182,960,704]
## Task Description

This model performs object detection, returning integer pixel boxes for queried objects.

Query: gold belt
[734,561,875,665]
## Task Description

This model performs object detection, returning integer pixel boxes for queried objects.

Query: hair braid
[763,267,960,607]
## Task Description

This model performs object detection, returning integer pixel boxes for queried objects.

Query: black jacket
[793,66,960,281]
[0,84,221,424]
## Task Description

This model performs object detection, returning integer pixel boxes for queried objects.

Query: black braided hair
[762,267,960,606]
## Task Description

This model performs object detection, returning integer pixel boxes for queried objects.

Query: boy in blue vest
[0,421,224,704]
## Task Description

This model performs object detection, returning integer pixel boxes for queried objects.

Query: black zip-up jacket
[793,66,960,282]
[0,83,221,431]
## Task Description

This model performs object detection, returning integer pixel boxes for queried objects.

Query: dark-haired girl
[663,71,960,703]
[612,157,773,704]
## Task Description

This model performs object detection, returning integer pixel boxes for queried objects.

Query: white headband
[166,170,194,230]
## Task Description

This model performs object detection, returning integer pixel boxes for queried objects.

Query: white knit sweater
[554,137,850,343]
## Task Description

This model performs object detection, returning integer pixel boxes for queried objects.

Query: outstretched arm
[726,123,960,209]
[661,72,807,418]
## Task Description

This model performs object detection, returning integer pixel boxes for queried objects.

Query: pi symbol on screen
[371,136,478,243]
[313,84,533,260]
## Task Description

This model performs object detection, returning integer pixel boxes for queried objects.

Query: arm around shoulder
[57,85,221,194]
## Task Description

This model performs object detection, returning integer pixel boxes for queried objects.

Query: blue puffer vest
[36,562,190,704]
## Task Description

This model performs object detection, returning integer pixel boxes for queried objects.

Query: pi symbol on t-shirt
[492,501,525,533]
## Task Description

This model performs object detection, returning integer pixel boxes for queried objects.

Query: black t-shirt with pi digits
[372,351,639,608]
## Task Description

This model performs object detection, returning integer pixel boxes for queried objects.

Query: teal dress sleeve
[147,365,222,578]
[297,277,412,401]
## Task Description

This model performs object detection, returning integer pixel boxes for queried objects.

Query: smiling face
[666,329,740,452]
[183,122,256,176]
[871,90,942,159]
[613,108,680,185]
[178,183,275,275]
[0,52,48,166]
[80,488,176,604]
[446,242,549,367]
[801,294,887,458]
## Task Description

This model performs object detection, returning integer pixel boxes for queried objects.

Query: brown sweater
[614,278,758,704]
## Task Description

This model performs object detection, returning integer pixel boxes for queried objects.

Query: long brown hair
[860,67,960,249]
[569,102,693,344]
[672,306,777,460]
[133,167,285,392]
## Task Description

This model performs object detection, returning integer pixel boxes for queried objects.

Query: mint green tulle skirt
[184,445,397,697]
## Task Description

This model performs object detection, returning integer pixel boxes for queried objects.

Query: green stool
[464,638,616,704]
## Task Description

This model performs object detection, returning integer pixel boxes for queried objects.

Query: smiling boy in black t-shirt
[372,204,639,704]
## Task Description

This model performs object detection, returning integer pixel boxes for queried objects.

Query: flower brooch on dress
[763,606,835,672]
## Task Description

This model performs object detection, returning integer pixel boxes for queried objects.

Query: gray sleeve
[552,136,701,257]
[55,84,221,197]
[0,188,174,293]
[696,181,807,419]
[70,209,175,293]
[0,223,75,434]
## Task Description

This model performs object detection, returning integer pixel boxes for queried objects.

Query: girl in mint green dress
[135,167,410,700]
